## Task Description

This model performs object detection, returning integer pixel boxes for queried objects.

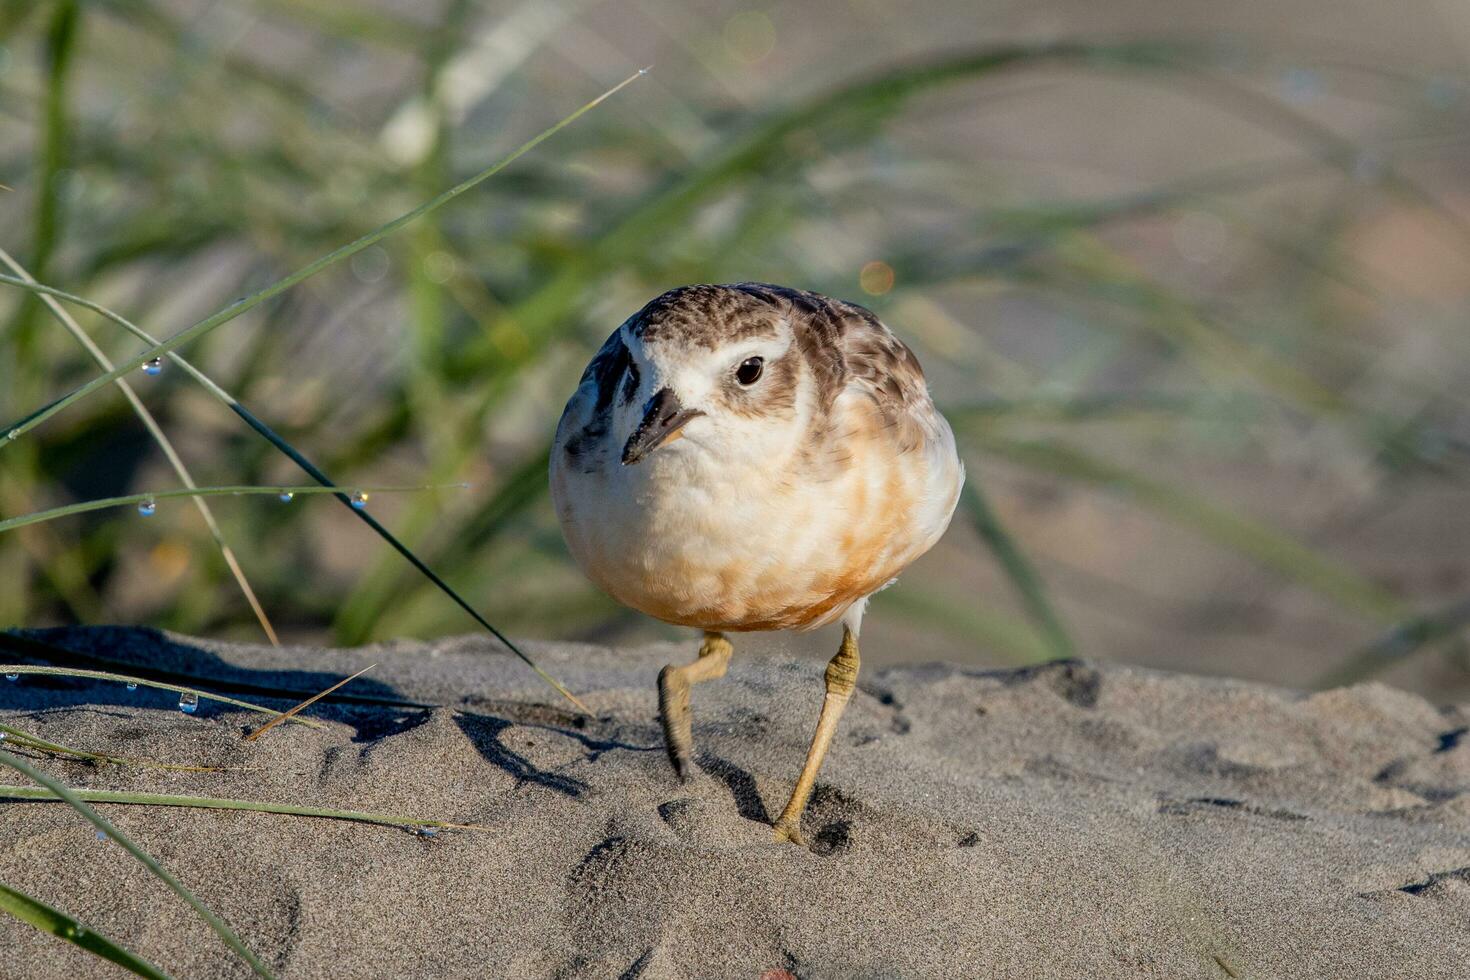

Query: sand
[0,625,1467,979]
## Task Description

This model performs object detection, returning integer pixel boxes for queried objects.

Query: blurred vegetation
[1,1,1469,691]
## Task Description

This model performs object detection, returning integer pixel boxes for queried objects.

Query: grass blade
[0,881,174,980]
[968,433,1406,621]
[0,260,589,714]
[0,630,431,710]
[0,246,280,645]
[960,474,1075,659]
[243,663,376,742]
[0,665,326,728]
[874,588,1052,664]
[0,484,450,534]
[0,784,489,832]
[0,721,223,772]
[0,750,276,979]
[0,68,646,446]
[1317,599,1470,688]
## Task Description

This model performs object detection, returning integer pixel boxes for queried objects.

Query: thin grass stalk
[0,246,590,713]
[0,722,223,772]
[0,784,490,832]
[0,68,646,446]
[960,474,1075,659]
[3,0,76,358]
[0,750,276,979]
[0,484,446,534]
[968,433,1406,621]
[0,665,325,728]
[0,882,173,980]
[243,663,375,742]
[0,247,279,644]
[874,588,1051,664]
[1317,599,1470,688]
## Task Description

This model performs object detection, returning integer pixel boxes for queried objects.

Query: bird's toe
[771,819,806,847]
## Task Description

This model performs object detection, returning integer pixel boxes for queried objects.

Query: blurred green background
[2,0,1469,699]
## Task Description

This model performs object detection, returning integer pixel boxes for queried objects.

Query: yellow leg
[658,631,733,780]
[772,626,860,845]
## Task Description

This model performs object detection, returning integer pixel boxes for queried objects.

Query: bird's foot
[771,818,806,847]
[657,665,693,781]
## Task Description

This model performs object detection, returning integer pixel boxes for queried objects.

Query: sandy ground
[0,625,1467,979]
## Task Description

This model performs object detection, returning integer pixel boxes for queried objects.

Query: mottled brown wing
[732,283,936,454]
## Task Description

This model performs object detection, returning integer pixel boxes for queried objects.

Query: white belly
[550,407,962,631]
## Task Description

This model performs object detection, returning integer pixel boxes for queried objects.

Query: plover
[550,283,964,844]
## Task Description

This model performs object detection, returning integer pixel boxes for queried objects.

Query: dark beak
[622,387,703,465]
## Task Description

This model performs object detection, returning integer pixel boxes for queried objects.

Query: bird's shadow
[0,626,427,743]
[452,707,661,798]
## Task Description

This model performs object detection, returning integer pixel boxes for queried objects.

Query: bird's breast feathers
[551,375,962,632]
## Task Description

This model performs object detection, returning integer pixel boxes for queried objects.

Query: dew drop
[4,672,16,682]
[138,498,156,517]
[0,732,7,741]
[126,681,138,692]
[415,826,439,838]
[278,491,294,503]
[350,491,369,510]
[95,830,108,842]
[178,691,199,714]
[142,357,164,376]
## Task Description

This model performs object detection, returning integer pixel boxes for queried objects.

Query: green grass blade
[960,474,1075,659]
[874,588,1052,664]
[2,0,76,352]
[224,404,592,714]
[0,246,281,646]
[0,881,174,980]
[0,222,591,713]
[1317,599,1470,688]
[0,751,276,979]
[0,68,645,446]
[0,666,326,728]
[968,434,1406,622]
[0,784,489,832]
[0,721,222,772]
[0,484,449,534]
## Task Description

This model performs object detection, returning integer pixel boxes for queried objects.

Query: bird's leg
[772,625,860,846]
[658,630,733,781]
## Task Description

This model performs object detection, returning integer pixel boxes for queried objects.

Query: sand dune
[0,626,1467,978]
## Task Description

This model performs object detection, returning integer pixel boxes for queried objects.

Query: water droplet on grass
[126,681,138,692]
[350,491,368,510]
[4,673,17,682]
[95,830,108,842]
[0,732,8,741]
[278,491,294,503]
[138,498,156,517]
[415,826,439,838]
[142,357,164,376]
[178,691,199,714]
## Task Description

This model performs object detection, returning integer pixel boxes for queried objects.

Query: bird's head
[613,285,812,468]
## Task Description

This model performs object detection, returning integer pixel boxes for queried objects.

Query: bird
[550,282,963,845]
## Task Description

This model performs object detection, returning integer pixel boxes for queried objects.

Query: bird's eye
[735,356,764,386]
